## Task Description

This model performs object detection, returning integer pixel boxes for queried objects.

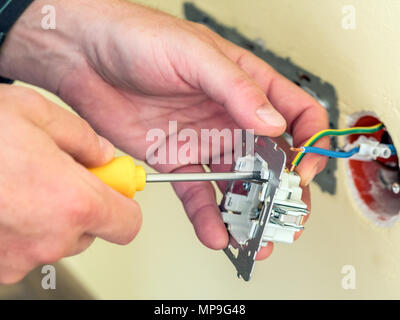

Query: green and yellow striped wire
[290,123,385,171]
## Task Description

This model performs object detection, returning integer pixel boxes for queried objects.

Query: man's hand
[0,0,329,259]
[0,85,141,284]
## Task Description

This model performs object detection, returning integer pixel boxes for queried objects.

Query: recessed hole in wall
[345,113,400,227]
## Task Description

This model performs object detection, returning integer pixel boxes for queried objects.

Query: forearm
[0,0,183,94]
[0,0,108,92]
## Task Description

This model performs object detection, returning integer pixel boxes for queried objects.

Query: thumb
[191,46,286,136]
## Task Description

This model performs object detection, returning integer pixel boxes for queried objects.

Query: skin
[0,0,329,283]
[0,85,141,284]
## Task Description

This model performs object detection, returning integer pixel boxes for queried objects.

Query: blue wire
[303,146,360,158]
[388,144,397,155]
[302,144,397,159]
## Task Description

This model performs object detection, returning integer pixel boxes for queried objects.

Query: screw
[392,182,400,195]
[243,182,251,191]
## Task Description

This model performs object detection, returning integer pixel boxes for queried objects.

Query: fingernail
[303,165,318,187]
[98,136,115,159]
[256,105,286,128]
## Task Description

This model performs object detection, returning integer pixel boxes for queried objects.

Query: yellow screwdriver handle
[89,156,146,198]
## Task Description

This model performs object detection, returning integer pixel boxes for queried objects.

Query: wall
[25,0,400,298]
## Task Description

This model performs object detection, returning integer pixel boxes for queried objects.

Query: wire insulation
[301,146,360,158]
[388,144,397,155]
[291,123,385,170]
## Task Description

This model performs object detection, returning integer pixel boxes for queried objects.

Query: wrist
[0,0,95,92]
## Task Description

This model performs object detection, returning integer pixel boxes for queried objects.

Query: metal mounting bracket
[221,135,286,281]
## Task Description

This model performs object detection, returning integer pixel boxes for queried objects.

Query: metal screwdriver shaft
[146,172,258,183]
[89,156,264,198]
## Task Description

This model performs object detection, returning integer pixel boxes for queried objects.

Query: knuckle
[66,190,98,228]
[3,85,35,98]
[78,118,95,140]
[76,119,101,155]
[191,22,220,44]
[17,86,45,102]
[231,74,265,103]
[231,73,254,91]
[0,85,44,109]
[32,241,68,264]
[3,86,55,125]
[15,86,47,108]
[184,25,217,48]
[235,51,250,68]
[119,203,143,245]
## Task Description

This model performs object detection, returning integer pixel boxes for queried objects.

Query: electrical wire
[290,123,385,171]
[292,146,360,159]
[388,144,397,155]
[292,144,396,159]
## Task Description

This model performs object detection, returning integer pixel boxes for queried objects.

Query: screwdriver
[89,156,259,198]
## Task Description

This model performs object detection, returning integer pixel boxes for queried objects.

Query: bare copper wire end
[290,164,296,172]
[290,147,304,152]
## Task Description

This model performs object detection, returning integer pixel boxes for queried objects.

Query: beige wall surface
[25,0,400,299]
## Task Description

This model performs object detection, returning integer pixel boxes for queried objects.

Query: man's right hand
[0,85,142,284]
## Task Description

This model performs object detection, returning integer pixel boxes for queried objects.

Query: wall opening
[346,113,400,226]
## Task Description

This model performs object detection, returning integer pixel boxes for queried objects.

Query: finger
[183,43,286,137]
[40,107,115,167]
[295,138,329,186]
[255,242,274,261]
[212,41,329,184]
[86,184,143,245]
[72,164,143,245]
[16,89,115,167]
[0,267,27,285]
[294,230,303,241]
[66,234,96,257]
[171,164,229,250]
